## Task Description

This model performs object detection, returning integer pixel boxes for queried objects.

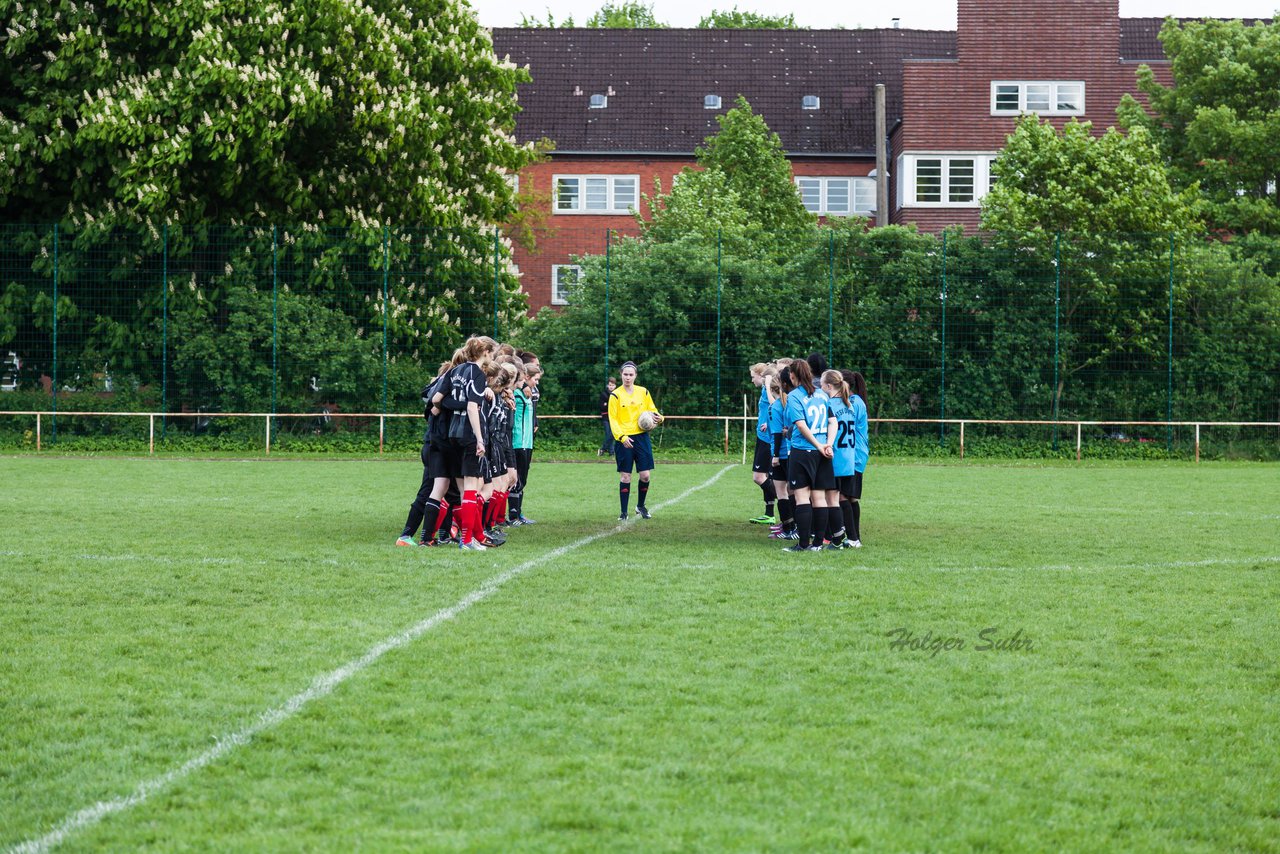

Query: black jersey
[445,362,486,444]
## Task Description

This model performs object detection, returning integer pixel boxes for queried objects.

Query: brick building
[491,1,1180,312]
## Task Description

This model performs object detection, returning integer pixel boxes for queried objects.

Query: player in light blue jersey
[781,359,837,552]
[820,369,857,549]
[747,363,778,524]
[767,368,796,539]
[840,369,870,547]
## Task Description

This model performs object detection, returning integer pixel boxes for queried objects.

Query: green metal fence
[2,223,1278,454]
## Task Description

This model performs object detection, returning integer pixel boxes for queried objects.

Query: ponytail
[821,370,850,406]
[789,359,815,396]
[841,369,868,407]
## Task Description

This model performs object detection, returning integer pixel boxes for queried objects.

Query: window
[796,177,875,216]
[589,93,607,109]
[704,94,721,109]
[991,81,1085,116]
[552,265,580,305]
[801,94,820,110]
[898,154,998,207]
[553,175,639,214]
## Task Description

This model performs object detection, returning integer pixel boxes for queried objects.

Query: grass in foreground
[2,457,1278,851]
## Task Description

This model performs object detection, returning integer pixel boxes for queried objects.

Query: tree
[1118,16,1280,234]
[645,96,814,253]
[518,9,577,26]
[0,0,534,230]
[585,1,666,28]
[981,115,1202,420]
[0,0,536,408]
[697,7,802,29]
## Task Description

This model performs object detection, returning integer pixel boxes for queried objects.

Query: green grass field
[2,456,1278,852]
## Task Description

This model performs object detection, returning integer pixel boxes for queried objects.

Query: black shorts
[426,442,450,480]
[616,432,655,473]
[752,438,773,473]
[788,449,836,491]
[771,458,789,483]
[837,473,863,500]
[445,441,484,479]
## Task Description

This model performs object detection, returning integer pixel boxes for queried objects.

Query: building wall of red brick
[513,156,873,312]
[894,0,1173,232]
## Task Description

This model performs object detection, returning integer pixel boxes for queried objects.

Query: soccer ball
[638,410,659,431]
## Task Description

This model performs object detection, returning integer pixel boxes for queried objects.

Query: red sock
[461,491,479,543]
[430,500,450,538]
[495,491,508,523]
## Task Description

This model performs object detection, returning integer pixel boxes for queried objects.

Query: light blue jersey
[829,395,857,477]
[851,394,869,473]
[756,385,770,442]
[785,388,832,452]
[768,396,791,459]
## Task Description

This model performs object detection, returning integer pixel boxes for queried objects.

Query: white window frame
[801,94,820,110]
[589,93,608,109]
[553,174,640,215]
[990,81,1085,116]
[704,94,721,110]
[795,176,876,216]
[897,153,999,208]
[551,264,581,306]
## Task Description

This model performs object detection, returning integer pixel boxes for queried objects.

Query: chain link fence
[2,223,1278,457]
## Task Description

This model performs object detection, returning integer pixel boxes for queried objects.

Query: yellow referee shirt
[609,384,659,440]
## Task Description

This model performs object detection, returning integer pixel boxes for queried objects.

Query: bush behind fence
[1,223,1278,449]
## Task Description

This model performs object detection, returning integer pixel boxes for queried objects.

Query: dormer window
[589,93,608,109]
[704,94,721,110]
[801,95,820,110]
[991,81,1085,116]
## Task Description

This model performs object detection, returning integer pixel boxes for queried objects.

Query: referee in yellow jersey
[608,361,662,520]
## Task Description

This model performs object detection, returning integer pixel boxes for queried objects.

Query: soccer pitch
[2,457,1278,851]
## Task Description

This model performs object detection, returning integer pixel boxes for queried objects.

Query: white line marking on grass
[8,464,736,854]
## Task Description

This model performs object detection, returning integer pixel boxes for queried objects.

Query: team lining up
[393,336,868,552]
[749,356,871,552]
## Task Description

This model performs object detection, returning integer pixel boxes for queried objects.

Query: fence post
[1052,232,1061,449]
[1167,232,1175,452]
[51,223,58,444]
[382,226,390,421]
[271,226,278,444]
[827,229,835,368]
[716,228,722,417]
[161,223,168,440]
[604,229,611,379]
[939,230,947,445]
[492,227,500,339]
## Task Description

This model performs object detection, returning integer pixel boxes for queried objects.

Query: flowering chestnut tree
[0,0,536,407]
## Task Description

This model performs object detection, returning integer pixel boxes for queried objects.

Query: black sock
[779,497,795,531]
[852,499,861,542]
[760,480,776,516]
[812,506,828,546]
[841,499,854,543]
[638,479,649,509]
[401,503,424,540]
[794,503,813,547]
[417,498,441,543]
[619,482,631,516]
[439,504,455,539]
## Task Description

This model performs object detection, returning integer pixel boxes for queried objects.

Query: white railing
[2,410,1277,463]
